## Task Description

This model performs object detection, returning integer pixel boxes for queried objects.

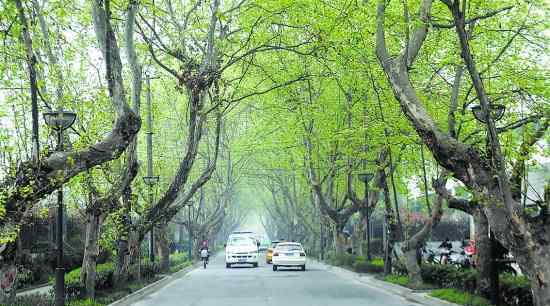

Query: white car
[272,242,306,271]
[225,236,259,268]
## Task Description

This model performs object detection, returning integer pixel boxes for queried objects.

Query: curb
[312,259,459,306]
[108,262,199,306]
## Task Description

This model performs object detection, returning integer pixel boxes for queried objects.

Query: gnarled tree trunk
[127,231,141,282]
[80,210,102,299]
[474,209,491,295]
[156,225,170,272]
[334,226,347,256]
[401,176,445,288]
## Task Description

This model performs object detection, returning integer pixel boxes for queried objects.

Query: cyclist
[199,240,209,263]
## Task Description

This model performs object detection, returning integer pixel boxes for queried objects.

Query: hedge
[352,257,384,273]
[49,262,115,299]
[0,294,104,306]
[421,264,532,306]
[430,289,491,306]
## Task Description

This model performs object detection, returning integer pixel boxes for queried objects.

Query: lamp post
[187,204,192,259]
[470,103,505,306]
[143,175,159,263]
[143,74,160,264]
[358,172,375,261]
[44,110,77,306]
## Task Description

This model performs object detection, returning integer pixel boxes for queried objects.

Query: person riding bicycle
[199,240,209,263]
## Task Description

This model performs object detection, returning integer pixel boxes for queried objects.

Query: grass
[430,289,492,306]
[383,275,410,286]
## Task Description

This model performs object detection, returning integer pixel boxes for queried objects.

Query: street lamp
[470,104,505,123]
[143,176,159,263]
[43,110,77,306]
[471,103,505,306]
[358,172,375,261]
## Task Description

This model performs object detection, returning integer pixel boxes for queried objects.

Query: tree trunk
[381,166,399,275]
[353,221,364,256]
[128,231,141,282]
[0,243,17,305]
[334,226,347,256]
[404,248,422,286]
[530,261,550,306]
[474,210,491,296]
[401,177,445,288]
[156,225,170,272]
[114,239,129,287]
[80,211,101,299]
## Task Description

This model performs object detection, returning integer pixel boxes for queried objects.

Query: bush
[55,262,115,299]
[169,252,189,267]
[67,299,105,306]
[430,289,491,306]
[329,253,356,267]
[15,266,34,290]
[421,264,478,292]
[352,258,384,274]
[421,265,532,306]
[384,275,410,286]
[500,274,533,306]
[3,293,53,306]
[141,261,161,280]
[391,259,408,275]
[2,295,106,306]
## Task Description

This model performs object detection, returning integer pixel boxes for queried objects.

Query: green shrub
[141,261,161,279]
[384,275,410,286]
[370,258,384,268]
[169,252,189,267]
[15,266,34,290]
[391,259,408,275]
[170,261,192,274]
[67,299,105,306]
[500,274,533,306]
[430,289,491,306]
[4,293,53,306]
[352,258,384,274]
[329,253,356,267]
[421,264,477,292]
[420,265,532,306]
[56,262,115,299]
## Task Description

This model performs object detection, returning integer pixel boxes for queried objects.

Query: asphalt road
[132,253,421,306]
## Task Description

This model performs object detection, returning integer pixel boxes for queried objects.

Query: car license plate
[239,258,246,262]
[285,252,294,256]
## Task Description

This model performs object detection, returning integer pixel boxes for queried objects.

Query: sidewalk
[312,259,460,306]
[16,284,52,297]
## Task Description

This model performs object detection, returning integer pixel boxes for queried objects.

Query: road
[132,253,422,306]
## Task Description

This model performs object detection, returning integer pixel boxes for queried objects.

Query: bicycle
[201,249,209,269]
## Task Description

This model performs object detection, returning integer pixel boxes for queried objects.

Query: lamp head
[143,176,160,186]
[470,104,505,123]
[43,110,77,131]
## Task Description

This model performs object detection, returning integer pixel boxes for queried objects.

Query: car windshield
[228,237,255,246]
[276,244,303,252]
